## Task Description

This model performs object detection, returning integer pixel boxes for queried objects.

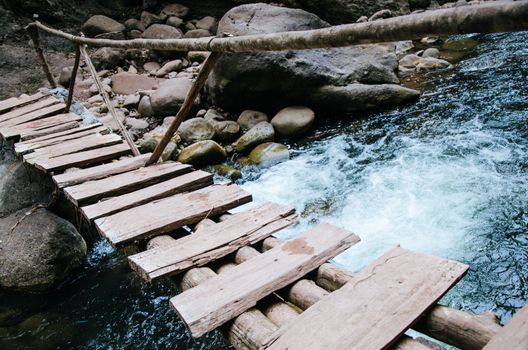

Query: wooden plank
[261,246,469,350]
[0,97,59,124]
[170,223,359,338]
[34,143,132,173]
[19,121,79,140]
[129,202,297,281]
[0,92,45,113]
[52,153,150,188]
[64,161,193,205]
[82,170,214,221]
[483,305,528,350]
[95,184,252,247]
[20,123,104,144]
[15,124,107,155]
[23,133,123,164]
[1,113,82,139]
[0,103,66,127]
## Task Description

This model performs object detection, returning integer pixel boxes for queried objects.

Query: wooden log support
[25,24,57,88]
[79,45,140,156]
[65,44,81,113]
[146,51,222,166]
[30,2,528,53]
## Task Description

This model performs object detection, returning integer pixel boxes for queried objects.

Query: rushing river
[1,32,527,349]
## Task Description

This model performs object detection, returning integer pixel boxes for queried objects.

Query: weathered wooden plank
[129,202,298,281]
[64,161,193,205]
[1,113,82,139]
[82,170,214,221]
[0,92,45,113]
[52,153,150,188]
[15,124,106,155]
[261,246,469,350]
[0,97,59,124]
[34,143,132,173]
[95,184,252,247]
[483,305,528,350]
[23,133,123,164]
[170,223,359,338]
[0,103,66,127]
[19,121,80,140]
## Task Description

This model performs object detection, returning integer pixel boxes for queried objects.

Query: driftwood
[29,2,528,53]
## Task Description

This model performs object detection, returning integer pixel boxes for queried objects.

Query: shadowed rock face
[207,3,419,114]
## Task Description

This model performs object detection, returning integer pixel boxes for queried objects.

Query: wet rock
[142,24,183,40]
[248,142,290,168]
[150,78,195,116]
[82,15,125,38]
[237,110,269,132]
[156,59,183,77]
[232,121,275,154]
[178,117,215,144]
[0,160,54,218]
[271,106,315,137]
[59,66,73,87]
[208,4,417,113]
[416,57,452,71]
[166,16,183,28]
[421,36,443,45]
[205,164,242,181]
[422,47,440,58]
[140,137,159,153]
[161,141,178,161]
[111,72,161,95]
[177,140,226,167]
[0,208,87,293]
[138,96,155,117]
[91,47,125,70]
[213,120,240,142]
[195,16,217,32]
[161,3,189,18]
[184,29,211,38]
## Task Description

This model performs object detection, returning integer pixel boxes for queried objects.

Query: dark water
[1,32,527,348]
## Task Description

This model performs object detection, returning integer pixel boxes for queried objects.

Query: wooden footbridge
[2,2,528,349]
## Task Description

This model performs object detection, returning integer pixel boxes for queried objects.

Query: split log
[30,2,528,53]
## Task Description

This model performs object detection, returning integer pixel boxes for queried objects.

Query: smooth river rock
[0,208,87,293]
[207,3,419,113]
[232,121,275,154]
[248,142,290,168]
[111,72,162,95]
[150,78,195,116]
[177,140,227,167]
[178,117,216,144]
[237,110,268,132]
[271,106,315,137]
[82,15,125,38]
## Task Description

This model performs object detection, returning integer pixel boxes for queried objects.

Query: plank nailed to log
[95,184,252,247]
[262,246,468,350]
[170,223,360,338]
[30,2,528,53]
[482,304,528,350]
[129,202,298,281]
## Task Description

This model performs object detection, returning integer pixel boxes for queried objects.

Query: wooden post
[65,44,81,113]
[25,23,57,89]
[145,51,222,166]
[79,45,141,156]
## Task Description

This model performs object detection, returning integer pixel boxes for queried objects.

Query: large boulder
[207,4,419,113]
[0,208,87,293]
[0,160,54,218]
[91,47,125,70]
[232,121,275,154]
[111,72,162,95]
[82,15,125,38]
[178,117,216,144]
[237,110,268,132]
[177,140,227,167]
[248,142,290,168]
[150,78,195,116]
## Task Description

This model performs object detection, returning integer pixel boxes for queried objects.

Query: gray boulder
[150,78,195,116]
[91,47,125,70]
[207,4,419,113]
[0,208,87,293]
[237,110,269,132]
[82,15,125,38]
[178,118,216,144]
[184,29,211,38]
[213,120,241,143]
[142,24,183,40]
[248,142,290,168]
[160,3,189,18]
[232,121,275,154]
[271,106,315,137]
[177,140,227,167]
